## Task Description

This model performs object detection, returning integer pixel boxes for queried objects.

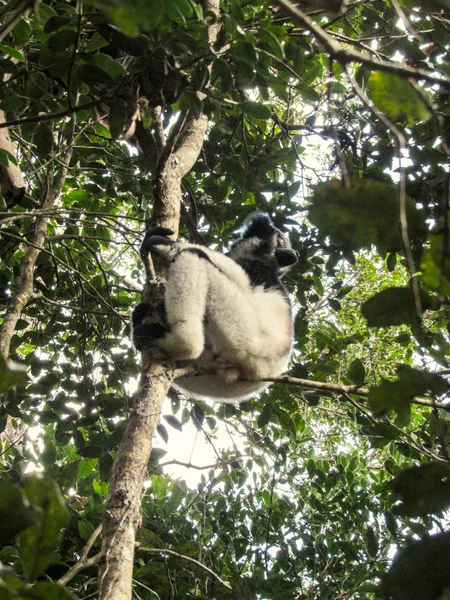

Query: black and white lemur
[132,213,298,403]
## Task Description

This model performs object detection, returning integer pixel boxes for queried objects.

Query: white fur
[152,242,294,403]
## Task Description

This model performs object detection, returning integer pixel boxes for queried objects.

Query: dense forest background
[0,0,450,598]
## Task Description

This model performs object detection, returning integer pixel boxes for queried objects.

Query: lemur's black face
[274,232,298,268]
[228,212,298,275]
[269,230,298,269]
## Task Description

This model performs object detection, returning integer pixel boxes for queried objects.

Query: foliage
[0,0,449,598]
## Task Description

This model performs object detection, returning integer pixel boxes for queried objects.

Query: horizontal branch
[136,546,232,590]
[0,207,144,224]
[0,98,109,130]
[173,366,450,413]
[158,455,244,471]
[268,374,450,413]
[265,374,369,396]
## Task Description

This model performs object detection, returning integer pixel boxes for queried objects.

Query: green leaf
[390,463,450,517]
[19,477,70,580]
[240,101,271,120]
[75,63,113,86]
[368,379,411,425]
[0,356,27,393]
[0,481,38,544]
[77,445,103,458]
[85,31,110,52]
[0,95,27,111]
[108,98,128,140]
[36,3,57,25]
[149,447,167,464]
[166,0,192,20]
[296,83,320,103]
[347,359,365,385]
[421,229,450,294]
[164,415,182,431]
[178,91,203,117]
[22,581,79,599]
[12,19,32,46]
[91,0,166,36]
[25,72,48,99]
[367,71,431,122]
[47,30,78,52]
[367,367,444,425]
[34,123,54,159]
[361,286,432,327]
[0,149,17,167]
[397,364,448,396]
[380,532,450,600]
[157,423,169,443]
[191,403,205,429]
[0,45,25,62]
[191,63,210,91]
[308,179,426,253]
[0,564,23,593]
[212,57,232,92]
[99,453,114,480]
[257,402,273,428]
[43,15,75,34]
[234,59,255,87]
[232,41,258,65]
[258,28,284,59]
[93,53,125,79]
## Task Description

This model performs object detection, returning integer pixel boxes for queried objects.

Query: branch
[267,374,450,412]
[59,524,102,585]
[136,546,232,591]
[0,98,110,130]
[0,122,75,357]
[273,0,450,89]
[98,5,222,598]
[98,358,175,600]
[0,0,35,44]
[173,366,450,412]
[59,525,103,585]
[59,552,103,586]
[158,455,244,471]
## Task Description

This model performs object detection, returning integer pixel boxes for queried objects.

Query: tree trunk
[98,5,220,598]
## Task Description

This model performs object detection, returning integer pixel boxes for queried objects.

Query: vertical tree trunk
[98,6,220,597]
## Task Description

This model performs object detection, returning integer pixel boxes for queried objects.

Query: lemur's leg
[131,301,169,351]
[155,250,209,361]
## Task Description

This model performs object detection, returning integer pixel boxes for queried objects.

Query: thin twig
[0,98,111,130]
[136,546,232,590]
[272,0,450,89]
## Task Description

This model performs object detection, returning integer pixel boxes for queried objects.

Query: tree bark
[0,110,25,206]
[98,360,174,600]
[98,4,220,599]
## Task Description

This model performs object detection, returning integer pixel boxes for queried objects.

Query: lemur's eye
[277,235,286,248]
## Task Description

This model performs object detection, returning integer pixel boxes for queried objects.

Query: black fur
[275,248,299,267]
[241,213,276,239]
[140,226,175,259]
[132,301,169,351]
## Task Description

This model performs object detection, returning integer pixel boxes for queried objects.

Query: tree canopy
[0,0,450,598]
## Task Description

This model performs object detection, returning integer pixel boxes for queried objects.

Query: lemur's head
[229,213,298,275]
